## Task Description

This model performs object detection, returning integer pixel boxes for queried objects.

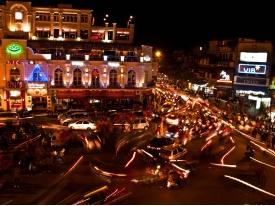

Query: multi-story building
[234,38,272,97]
[0,1,157,111]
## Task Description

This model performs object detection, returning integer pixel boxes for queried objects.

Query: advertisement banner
[238,64,266,75]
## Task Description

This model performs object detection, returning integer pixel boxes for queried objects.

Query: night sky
[3,0,275,51]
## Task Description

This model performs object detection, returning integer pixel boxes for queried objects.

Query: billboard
[238,64,266,75]
[240,52,267,63]
[234,76,268,86]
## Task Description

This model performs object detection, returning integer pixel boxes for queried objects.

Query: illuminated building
[0,1,158,111]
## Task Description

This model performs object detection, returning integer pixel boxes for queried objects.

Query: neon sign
[238,64,266,75]
[6,43,24,57]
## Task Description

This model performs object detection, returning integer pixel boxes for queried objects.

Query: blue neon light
[27,64,48,82]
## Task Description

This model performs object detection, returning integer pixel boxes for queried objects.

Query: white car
[132,118,149,130]
[68,119,96,130]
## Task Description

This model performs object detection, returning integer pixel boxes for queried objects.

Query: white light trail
[250,141,275,157]
[230,136,235,144]
[250,157,275,169]
[220,146,236,164]
[210,163,236,168]
[63,155,83,177]
[140,149,153,158]
[93,166,127,177]
[125,152,136,168]
[201,140,212,151]
[224,175,275,197]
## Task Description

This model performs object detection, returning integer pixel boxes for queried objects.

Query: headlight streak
[230,136,235,144]
[124,152,136,168]
[84,185,108,198]
[63,155,83,177]
[93,166,127,177]
[140,149,153,158]
[250,141,275,157]
[224,175,275,197]
[220,146,236,164]
[250,157,275,169]
[210,163,236,168]
[201,140,212,152]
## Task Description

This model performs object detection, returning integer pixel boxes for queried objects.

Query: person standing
[13,164,21,189]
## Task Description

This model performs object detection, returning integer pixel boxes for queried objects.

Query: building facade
[0,1,157,111]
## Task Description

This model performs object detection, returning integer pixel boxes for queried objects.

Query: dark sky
[5,0,275,51]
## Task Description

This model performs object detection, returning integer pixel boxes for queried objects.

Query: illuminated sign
[6,43,24,57]
[10,90,21,97]
[238,64,266,75]
[234,76,268,86]
[144,55,151,62]
[240,52,267,63]
[27,83,46,89]
[217,70,232,83]
[108,62,120,67]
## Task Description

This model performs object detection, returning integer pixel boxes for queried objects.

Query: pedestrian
[13,164,21,189]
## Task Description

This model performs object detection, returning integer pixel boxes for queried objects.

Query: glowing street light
[155,50,162,58]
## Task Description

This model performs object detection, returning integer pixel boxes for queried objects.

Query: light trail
[230,136,235,144]
[220,146,236,164]
[84,185,108,198]
[63,155,83,177]
[210,163,236,168]
[124,151,136,168]
[224,175,275,197]
[140,149,153,158]
[14,134,41,150]
[250,157,275,169]
[93,166,127,177]
[250,141,275,158]
[201,140,212,152]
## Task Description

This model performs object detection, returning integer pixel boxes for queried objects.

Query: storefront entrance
[32,97,47,110]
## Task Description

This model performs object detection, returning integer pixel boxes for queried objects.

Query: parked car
[68,119,96,130]
[60,112,90,126]
[159,144,187,161]
[132,118,149,130]
[57,109,86,120]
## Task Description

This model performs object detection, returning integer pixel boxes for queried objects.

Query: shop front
[26,82,48,110]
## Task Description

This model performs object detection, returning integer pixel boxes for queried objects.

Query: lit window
[15,11,23,20]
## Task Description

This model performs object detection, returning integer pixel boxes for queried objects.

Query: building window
[54,29,59,38]
[54,68,63,86]
[73,68,82,86]
[35,29,50,38]
[36,13,50,21]
[81,14,88,23]
[91,69,100,87]
[62,14,77,22]
[10,67,20,81]
[53,13,59,22]
[127,70,136,87]
[109,69,117,87]
[80,30,88,39]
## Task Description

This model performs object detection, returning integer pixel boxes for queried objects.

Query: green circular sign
[6,43,24,57]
